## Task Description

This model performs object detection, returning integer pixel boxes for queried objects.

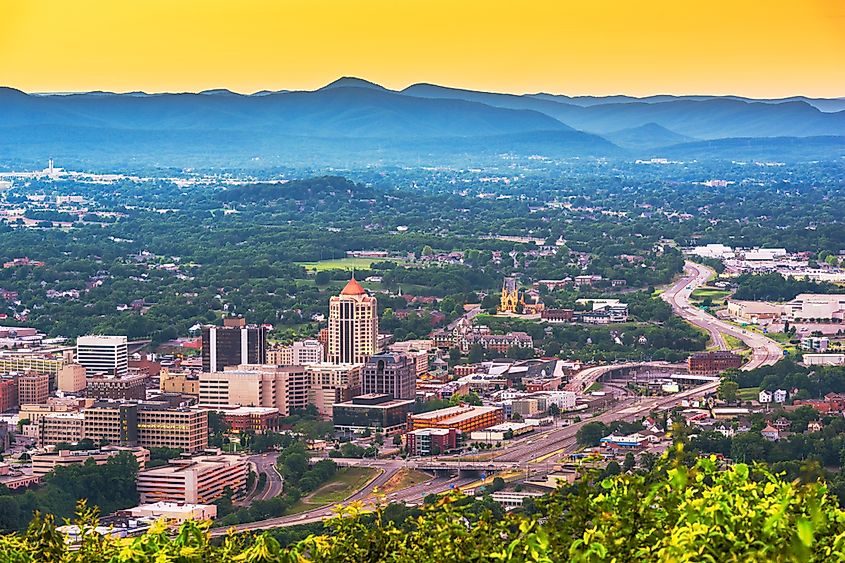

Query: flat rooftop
[411,405,501,423]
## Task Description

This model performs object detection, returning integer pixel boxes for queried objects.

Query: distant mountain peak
[320,77,389,91]
[199,88,241,96]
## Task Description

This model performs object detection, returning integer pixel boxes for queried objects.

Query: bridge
[564,361,687,393]
[321,457,561,474]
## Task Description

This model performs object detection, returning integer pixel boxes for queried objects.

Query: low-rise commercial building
[785,294,845,321]
[688,351,743,376]
[406,427,457,456]
[31,446,150,477]
[511,398,541,417]
[469,421,533,442]
[119,502,217,522]
[803,353,845,366]
[85,373,148,401]
[408,405,504,434]
[159,370,200,396]
[201,405,280,434]
[332,393,414,435]
[0,352,66,389]
[136,453,248,504]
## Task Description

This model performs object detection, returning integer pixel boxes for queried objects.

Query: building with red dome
[328,275,378,364]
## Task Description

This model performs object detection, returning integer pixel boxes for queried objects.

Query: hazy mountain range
[0,77,843,168]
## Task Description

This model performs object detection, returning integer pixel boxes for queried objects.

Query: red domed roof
[340,276,366,296]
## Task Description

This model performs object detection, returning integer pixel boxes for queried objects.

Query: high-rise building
[201,317,268,372]
[361,353,415,400]
[17,372,50,405]
[198,365,310,416]
[77,335,128,377]
[305,363,362,417]
[328,276,378,364]
[0,378,18,412]
[57,363,87,394]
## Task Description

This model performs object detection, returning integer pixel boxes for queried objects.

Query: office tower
[328,276,378,364]
[201,317,268,372]
[361,353,415,400]
[76,335,128,377]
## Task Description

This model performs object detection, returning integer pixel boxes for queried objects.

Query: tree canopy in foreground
[3,456,845,562]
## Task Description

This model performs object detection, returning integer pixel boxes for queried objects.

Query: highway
[662,260,783,370]
[217,260,784,534]
[211,465,475,536]
[251,452,284,501]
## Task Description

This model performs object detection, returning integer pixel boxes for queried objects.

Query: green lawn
[737,387,761,402]
[723,334,748,351]
[379,469,432,495]
[296,257,403,272]
[286,467,380,514]
[690,287,731,305]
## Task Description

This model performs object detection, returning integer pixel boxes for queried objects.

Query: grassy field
[379,469,432,495]
[738,387,761,402]
[723,334,749,351]
[690,287,731,305]
[296,257,402,272]
[286,467,380,515]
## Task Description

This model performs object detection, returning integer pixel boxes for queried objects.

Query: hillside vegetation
[3,456,845,562]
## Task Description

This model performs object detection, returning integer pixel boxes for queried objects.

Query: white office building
[292,339,325,364]
[76,335,128,377]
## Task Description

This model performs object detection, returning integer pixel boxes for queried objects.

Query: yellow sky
[0,0,842,97]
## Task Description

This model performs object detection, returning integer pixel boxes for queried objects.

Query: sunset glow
[0,0,843,96]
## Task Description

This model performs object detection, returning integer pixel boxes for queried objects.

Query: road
[211,465,475,536]
[662,260,783,370]
[250,452,284,502]
[219,260,784,533]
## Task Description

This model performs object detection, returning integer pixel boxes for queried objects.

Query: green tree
[576,422,609,447]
